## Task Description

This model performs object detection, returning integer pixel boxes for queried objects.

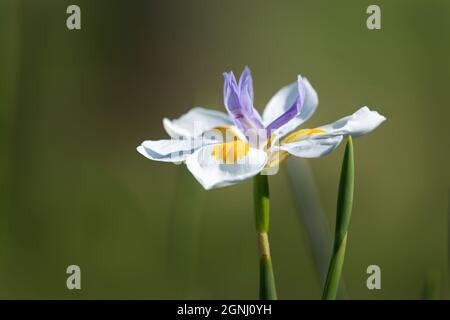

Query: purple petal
[266,76,306,131]
[223,67,264,134]
[223,71,240,113]
[266,97,300,131]
[239,66,254,104]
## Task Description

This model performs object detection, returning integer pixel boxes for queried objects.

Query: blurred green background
[0,0,449,299]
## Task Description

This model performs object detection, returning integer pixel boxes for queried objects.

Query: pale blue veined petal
[137,139,218,163]
[278,135,343,158]
[278,106,385,158]
[163,107,234,138]
[318,106,386,137]
[185,143,268,190]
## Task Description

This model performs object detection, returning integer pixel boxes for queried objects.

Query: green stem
[253,174,277,300]
[322,136,354,300]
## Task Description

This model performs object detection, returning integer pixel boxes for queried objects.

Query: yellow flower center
[211,140,250,164]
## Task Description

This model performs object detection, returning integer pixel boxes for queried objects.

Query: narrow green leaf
[286,158,347,298]
[334,137,354,250]
[323,136,354,300]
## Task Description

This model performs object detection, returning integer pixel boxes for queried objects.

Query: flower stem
[322,136,354,300]
[253,174,277,300]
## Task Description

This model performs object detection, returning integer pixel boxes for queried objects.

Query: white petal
[185,144,268,190]
[262,78,319,136]
[278,135,343,158]
[137,139,216,163]
[163,107,234,138]
[318,106,386,137]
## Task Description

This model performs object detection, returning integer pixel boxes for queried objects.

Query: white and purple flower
[137,67,385,190]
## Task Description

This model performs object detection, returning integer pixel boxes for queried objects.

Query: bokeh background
[0,0,449,299]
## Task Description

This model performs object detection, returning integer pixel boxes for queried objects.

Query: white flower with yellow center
[137,67,385,189]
